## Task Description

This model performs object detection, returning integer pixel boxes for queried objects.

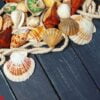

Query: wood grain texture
[71,19,100,89]
[37,46,100,100]
[6,56,59,100]
[0,71,16,100]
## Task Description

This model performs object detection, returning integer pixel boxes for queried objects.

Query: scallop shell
[27,26,45,41]
[43,0,61,7]
[25,0,45,16]
[57,3,71,19]
[42,28,63,47]
[3,51,35,82]
[69,15,96,45]
[26,16,40,27]
[10,27,29,48]
[17,1,28,12]
[11,10,25,28]
[0,16,3,31]
[58,18,79,36]
[3,3,17,14]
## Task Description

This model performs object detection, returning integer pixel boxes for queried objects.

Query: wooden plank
[71,19,100,88]
[0,71,16,100]
[5,56,59,100]
[37,46,100,100]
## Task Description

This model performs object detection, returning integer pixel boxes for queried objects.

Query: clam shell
[10,27,29,48]
[17,1,28,12]
[42,28,63,47]
[27,26,45,41]
[26,16,40,27]
[0,16,3,31]
[25,0,45,16]
[69,30,93,45]
[11,10,25,28]
[58,18,79,36]
[3,51,35,82]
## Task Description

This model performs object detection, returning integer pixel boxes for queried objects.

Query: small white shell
[26,16,40,27]
[57,3,70,19]
[11,10,25,28]
[3,51,35,82]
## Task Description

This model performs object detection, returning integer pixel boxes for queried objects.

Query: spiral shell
[3,51,35,82]
[42,28,63,47]
[58,18,79,36]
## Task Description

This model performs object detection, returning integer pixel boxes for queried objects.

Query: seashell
[25,0,45,16]
[27,26,45,41]
[0,16,3,31]
[58,18,79,36]
[43,2,60,28]
[3,51,35,82]
[71,0,84,15]
[57,3,71,19]
[43,0,61,8]
[69,30,93,45]
[5,0,23,3]
[0,27,12,48]
[10,27,29,48]
[69,15,96,45]
[11,10,25,28]
[42,28,63,47]
[17,1,28,13]
[26,16,40,27]
[3,14,13,30]
[3,3,17,14]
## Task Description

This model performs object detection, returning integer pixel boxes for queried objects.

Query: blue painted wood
[37,46,100,100]
[71,19,100,89]
[0,71,16,100]
[7,56,59,100]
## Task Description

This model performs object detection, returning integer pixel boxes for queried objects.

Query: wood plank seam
[71,45,100,91]
[35,55,61,100]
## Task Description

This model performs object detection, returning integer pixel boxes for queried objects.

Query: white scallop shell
[57,3,70,19]
[3,51,35,82]
[11,10,25,28]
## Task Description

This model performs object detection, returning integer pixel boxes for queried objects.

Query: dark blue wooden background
[0,1,100,100]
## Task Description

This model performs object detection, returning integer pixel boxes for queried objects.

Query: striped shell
[70,15,96,45]
[27,26,45,41]
[42,28,63,47]
[3,51,35,82]
[58,18,79,36]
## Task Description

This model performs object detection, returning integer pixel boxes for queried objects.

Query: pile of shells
[0,0,100,82]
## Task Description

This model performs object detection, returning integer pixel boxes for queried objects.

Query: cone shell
[42,28,63,47]
[11,10,25,28]
[27,26,45,41]
[58,18,79,36]
[3,51,35,82]
[10,27,29,48]
[0,16,3,31]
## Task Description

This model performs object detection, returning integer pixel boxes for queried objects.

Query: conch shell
[3,51,35,82]
[11,10,25,28]
[10,27,29,48]
[25,0,45,16]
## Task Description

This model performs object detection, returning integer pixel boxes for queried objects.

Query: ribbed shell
[42,28,63,47]
[3,57,35,82]
[58,18,79,36]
